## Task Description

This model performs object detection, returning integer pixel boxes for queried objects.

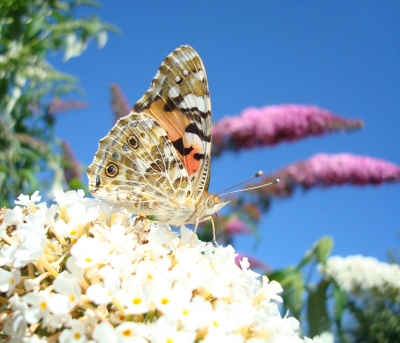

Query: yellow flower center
[132,298,142,305]
[122,329,131,337]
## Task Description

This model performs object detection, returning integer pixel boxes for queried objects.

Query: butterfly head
[202,193,230,217]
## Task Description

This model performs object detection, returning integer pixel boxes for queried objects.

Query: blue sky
[52,1,400,270]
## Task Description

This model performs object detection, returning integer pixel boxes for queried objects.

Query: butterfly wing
[133,45,212,201]
[87,112,194,224]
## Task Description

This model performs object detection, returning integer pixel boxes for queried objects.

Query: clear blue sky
[52,1,400,270]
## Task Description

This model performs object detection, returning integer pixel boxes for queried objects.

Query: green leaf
[333,283,347,322]
[298,246,315,269]
[18,169,39,191]
[267,266,298,285]
[19,146,41,161]
[0,164,9,173]
[298,236,333,268]
[68,177,86,191]
[307,278,331,337]
[316,236,333,264]
[268,267,305,319]
[25,16,44,38]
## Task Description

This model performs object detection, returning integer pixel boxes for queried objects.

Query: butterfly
[87,45,229,240]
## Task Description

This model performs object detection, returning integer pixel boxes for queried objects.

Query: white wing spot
[179,101,188,109]
[154,86,162,97]
[194,69,204,82]
[168,86,180,98]
[183,94,207,112]
[183,69,189,76]
[175,75,182,83]
[159,74,168,85]
[178,49,196,62]
[186,50,197,59]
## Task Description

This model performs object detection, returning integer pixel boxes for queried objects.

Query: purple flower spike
[289,153,400,187]
[48,99,88,116]
[212,105,363,155]
[62,141,82,183]
[253,153,400,198]
[111,83,131,122]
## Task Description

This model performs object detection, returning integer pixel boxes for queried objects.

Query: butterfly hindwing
[133,45,212,201]
[87,112,194,224]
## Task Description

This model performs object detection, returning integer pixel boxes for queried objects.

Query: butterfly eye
[105,163,119,177]
[207,197,215,208]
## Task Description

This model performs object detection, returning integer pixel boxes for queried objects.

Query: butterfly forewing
[133,45,212,200]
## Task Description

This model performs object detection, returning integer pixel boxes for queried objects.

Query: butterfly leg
[191,216,201,247]
[209,216,218,247]
[192,216,218,247]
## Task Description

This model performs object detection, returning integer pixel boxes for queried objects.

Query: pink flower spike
[212,105,363,155]
[62,141,81,183]
[48,99,88,115]
[252,153,400,198]
[235,253,271,273]
[225,218,252,235]
[110,83,131,122]
[288,153,400,187]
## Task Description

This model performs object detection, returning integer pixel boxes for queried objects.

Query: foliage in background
[0,0,117,207]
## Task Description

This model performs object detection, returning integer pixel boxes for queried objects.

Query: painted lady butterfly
[87,46,229,239]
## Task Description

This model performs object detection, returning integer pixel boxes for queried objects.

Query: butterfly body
[87,46,228,228]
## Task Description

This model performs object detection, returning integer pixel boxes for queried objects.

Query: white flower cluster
[0,190,321,343]
[324,255,400,300]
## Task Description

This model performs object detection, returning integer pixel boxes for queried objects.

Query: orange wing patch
[184,143,203,175]
[142,100,205,176]
[132,45,212,201]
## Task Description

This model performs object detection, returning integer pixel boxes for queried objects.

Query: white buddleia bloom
[0,268,20,296]
[59,319,88,343]
[70,236,113,269]
[14,191,41,212]
[323,255,400,301]
[0,190,318,342]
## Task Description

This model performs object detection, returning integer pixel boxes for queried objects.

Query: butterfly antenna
[216,171,264,196]
[218,174,280,197]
